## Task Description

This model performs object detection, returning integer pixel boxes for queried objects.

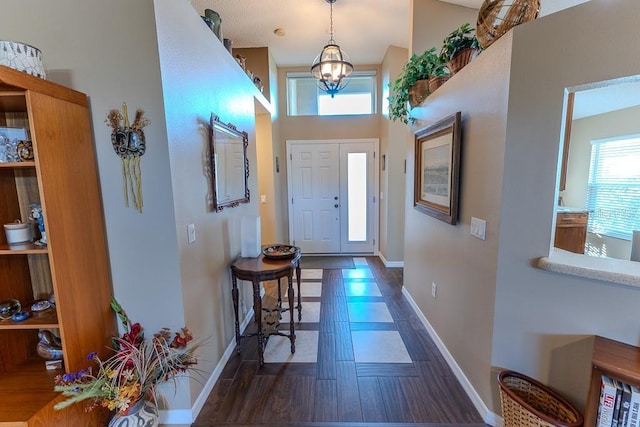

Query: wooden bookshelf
[585,336,640,426]
[0,65,115,425]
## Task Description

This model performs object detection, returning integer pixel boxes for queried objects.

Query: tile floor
[193,255,485,426]
[263,257,411,365]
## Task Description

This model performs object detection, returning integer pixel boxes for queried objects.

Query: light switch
[470,217,486,240]
[260,195,267,204]
[187,224,196,244]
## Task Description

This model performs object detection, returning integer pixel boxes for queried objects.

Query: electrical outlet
[432,282,437,298]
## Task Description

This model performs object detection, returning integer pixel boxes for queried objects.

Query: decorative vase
[108,399,158,427]
[204,9,223,42]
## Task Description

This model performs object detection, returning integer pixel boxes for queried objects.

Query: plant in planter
[440,23,482,74]
[388,47,448,124]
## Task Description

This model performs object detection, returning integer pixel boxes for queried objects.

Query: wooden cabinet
[555,211,588,254]
[0,65,114,426]
[585,336,640,426]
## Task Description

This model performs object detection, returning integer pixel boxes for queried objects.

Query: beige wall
[154,0,261,413]
[380,45,409,263]
[410,0,478,56]
[2,0,260,420]
[494,0,640,410]
[234,47,272,103]
[563,105,640,260]
[407,0,640,418]
[407,23,510,418]
[256,112,277,244]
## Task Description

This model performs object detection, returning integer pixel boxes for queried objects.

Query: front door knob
[334,204,339,208]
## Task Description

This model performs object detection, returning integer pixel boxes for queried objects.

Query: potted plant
[53,298,200,426]
[388,47,448,124]
[440,23,482,74]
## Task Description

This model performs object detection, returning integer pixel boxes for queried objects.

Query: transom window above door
[286,71,377,116]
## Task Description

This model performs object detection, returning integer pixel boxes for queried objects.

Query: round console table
[230,249,301,366]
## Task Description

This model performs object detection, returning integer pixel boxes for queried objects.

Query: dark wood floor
[193,257,486,427]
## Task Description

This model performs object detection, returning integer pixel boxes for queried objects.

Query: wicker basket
[476,0,540,49]
[498,370,583,427]
[428,75,450,94]
[447,48,479,75]
[408,79,429,108]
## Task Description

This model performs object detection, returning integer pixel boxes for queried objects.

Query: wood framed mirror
[209,113,249,211]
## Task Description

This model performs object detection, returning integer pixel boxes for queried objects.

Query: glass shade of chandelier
[310,0,353,97]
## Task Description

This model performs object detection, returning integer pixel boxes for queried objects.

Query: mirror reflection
[209,114,250,211]
[558,77,640,261]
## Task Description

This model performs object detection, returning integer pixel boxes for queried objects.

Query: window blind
[586,136,640,240]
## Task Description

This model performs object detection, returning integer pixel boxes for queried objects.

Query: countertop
[557,206,589,213]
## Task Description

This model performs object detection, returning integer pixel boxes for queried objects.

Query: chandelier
[310,0,353,97]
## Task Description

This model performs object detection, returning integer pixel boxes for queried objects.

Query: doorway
[286,139,379,254]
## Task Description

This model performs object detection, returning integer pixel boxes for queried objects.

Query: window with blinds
[586,135,640,240]
[286,71,376,116]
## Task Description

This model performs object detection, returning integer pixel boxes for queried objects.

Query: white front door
[288,143,341,253]
[287,139,378,254]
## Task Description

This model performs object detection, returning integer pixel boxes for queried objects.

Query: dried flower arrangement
[53,298,199,418]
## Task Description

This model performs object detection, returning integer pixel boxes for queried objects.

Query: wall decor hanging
[106,103,150,213]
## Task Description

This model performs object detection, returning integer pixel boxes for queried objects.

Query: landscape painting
[413,112,462,224]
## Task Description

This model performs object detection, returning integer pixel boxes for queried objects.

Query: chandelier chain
[329,0,335,43]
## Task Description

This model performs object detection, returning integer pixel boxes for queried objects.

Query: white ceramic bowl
[0,41,46,79]
[4,221,32,245]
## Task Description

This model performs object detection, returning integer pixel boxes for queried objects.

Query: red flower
[122,322,144,346]
[170,328,193,348]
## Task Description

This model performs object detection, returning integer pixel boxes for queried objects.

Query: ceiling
[188,0,588,67]
[189,0,482,67]
[189,0,640,118]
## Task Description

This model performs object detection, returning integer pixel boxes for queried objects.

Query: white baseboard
[401,287,500,427]
[377,253,404,268]
[159,308,255,424]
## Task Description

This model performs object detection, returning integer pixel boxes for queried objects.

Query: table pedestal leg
[296,262,302,321]
[253,279,265,366]
[232,276,240,354]
[287,272,296,354]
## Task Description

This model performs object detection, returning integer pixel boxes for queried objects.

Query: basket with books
[498,370,584,427]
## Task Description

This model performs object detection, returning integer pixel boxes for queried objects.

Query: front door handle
[334,204,339,208]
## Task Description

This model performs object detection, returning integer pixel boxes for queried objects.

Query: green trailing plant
[440,23,482,63]
[388,47,448,124]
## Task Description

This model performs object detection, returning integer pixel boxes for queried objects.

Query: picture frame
[413,111,462,224]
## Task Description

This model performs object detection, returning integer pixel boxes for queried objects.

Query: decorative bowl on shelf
[0,40,46,79]
[262,245,299,259]
[0,299,21,320]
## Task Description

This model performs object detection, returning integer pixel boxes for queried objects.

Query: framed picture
[413,111,462,224]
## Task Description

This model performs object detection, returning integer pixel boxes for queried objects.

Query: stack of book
[598,375,640,427]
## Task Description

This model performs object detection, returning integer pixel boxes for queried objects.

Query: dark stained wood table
[230,249,301,366]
